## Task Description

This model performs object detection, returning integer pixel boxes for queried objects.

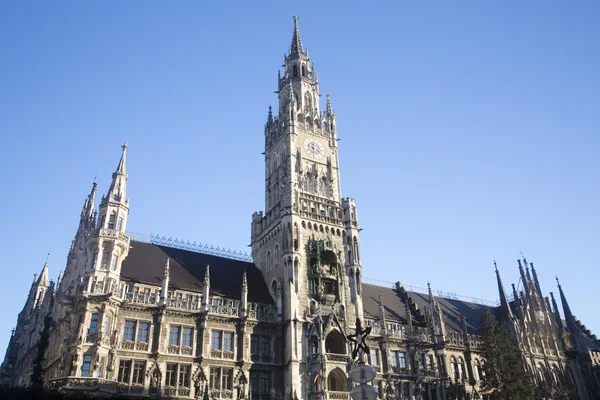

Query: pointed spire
[290,15,304,56]
[557,277,583,351]
[518,259,530,294]
[37,254,50,287]
[325,94,333,116]
[530,262,542,294]
[427,281,434,304]
[56,270,63,291]
[267,105,273,125]
[495,261,513,320]
[202,264,211,312]
[549,291,564,330]
[105,142,128,203]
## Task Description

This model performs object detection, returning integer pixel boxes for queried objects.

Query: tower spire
[38,254,50,287]
[557,277,584,351]
[549,291,564,330]
[290,15,303,56]
[105,142,128,203]
[495,261,513,320]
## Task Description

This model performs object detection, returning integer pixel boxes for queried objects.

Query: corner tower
[250,16,364,399]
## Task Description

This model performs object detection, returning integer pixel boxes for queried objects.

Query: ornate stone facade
[1,15,600,400]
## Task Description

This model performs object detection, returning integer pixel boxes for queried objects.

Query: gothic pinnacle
[290,15,303,56]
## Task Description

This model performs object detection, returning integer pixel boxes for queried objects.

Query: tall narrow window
[210,367,221,390]
[117,216,123,231]
[261,372,271,393]
[169,326,180,346]
[108,213,116,229]
[132,361,145,385]
[165,363,177,387]
[182,327,193,347]
[370,349,379,366]
[251,335,259,355]
[92,251,99,268]
[250,372,259,393]
[103,315,112,334]
[110,254,118,271]
[95,356,105,378]
[223,332,233,352]
[211,331,222,350]
[223,368,233,390]
[117,360,131,383]
[123,321,136,341]
[179,365,191,388]
[399,352,407,369]
[81,354,92,377]
[89,313,99,334]
[261,337,270,355]
[101,252,109,269]
[137,322,149,343]
[390,351,398,368]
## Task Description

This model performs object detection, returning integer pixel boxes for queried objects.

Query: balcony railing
[328,391,349,400]
[326,353,348,363]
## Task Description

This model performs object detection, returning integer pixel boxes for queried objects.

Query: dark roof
[121,241,274,304]
[362,283,494,334]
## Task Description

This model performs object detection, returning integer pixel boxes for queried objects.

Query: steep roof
[362,283,494,334]
[121,241,274,304]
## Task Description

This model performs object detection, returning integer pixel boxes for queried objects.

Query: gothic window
[274,244,279,268]
[101,251,109,269]
[458,357,465,380]
[103,315,112,334]
[81,354,93,377]
[108,212,116,229]
[110,254,118,271]
[211,331,222,350]
[304,92,313,115]
[166,363,177,387]
[117,216,123,231]
[451,356,459,380]
[179,364,191,388]
[325,330,345,354]
[169,326,181,346]
[266,251,271,271]
[356,269,362,295]
[293,64,298,77]
[182,327,193,348]
[89,313,99,334]
[92,251,98,268]
[220,331,233,351]
[311,337,319,355]
[222,368,233,391]
[132,361,146,385]
[137,322,149,343]
[370,348,379,366]
[95,356,105,378]
[302,64,306,77]
[118,360,132,383]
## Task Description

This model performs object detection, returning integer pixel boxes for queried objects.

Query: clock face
[304,138,325,159]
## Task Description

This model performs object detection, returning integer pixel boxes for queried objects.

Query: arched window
[266,251,271,271]
[327,368,347,392]
[537,362,546,383]
[458,357,465,380]
[474,359,485,381]
[107,212,117,229]
[92,251,99,268]
[450,356,459,381]
[325,330,346,354]
[551,364,559,384]
[311,337,319,355]
[356,269,362,295]
[304,92,313,115]
[301,64,306,77]
[274,245,279,268]
[293,64,298,77]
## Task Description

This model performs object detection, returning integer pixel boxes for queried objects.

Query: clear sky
[0,1,598,355]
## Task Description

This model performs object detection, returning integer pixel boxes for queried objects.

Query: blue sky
[0,1,598,354]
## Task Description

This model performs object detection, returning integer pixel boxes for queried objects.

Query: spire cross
[494,260,498,271]
[122,141,128,151]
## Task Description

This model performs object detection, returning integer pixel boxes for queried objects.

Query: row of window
[118,360,147,385]
[88,313,112,335]
[250,335,271,356]
[92,250,119,271]
[81,354,105,377]
[169,325,194,347]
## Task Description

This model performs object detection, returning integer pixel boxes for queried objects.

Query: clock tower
[251,16,364,399]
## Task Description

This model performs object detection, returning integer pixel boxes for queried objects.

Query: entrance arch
[327,368,347,392]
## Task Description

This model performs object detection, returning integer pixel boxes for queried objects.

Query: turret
[240,271,248,318]
[549,291,564,330]
[202,265,210,313]
[161,258,170,306]
[495,262,513,321]
[530,262,543,295]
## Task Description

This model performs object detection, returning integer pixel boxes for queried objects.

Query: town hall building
[1,16,599,400]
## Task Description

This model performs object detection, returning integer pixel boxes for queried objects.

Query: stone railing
[120,341,149,352]
[326,353,348,363]
[95,228,131,244]
[248,303,278,323]
[48,377,119,392]
[210,298,240,317]
[328,391,349,400]
[210,389,233,399]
